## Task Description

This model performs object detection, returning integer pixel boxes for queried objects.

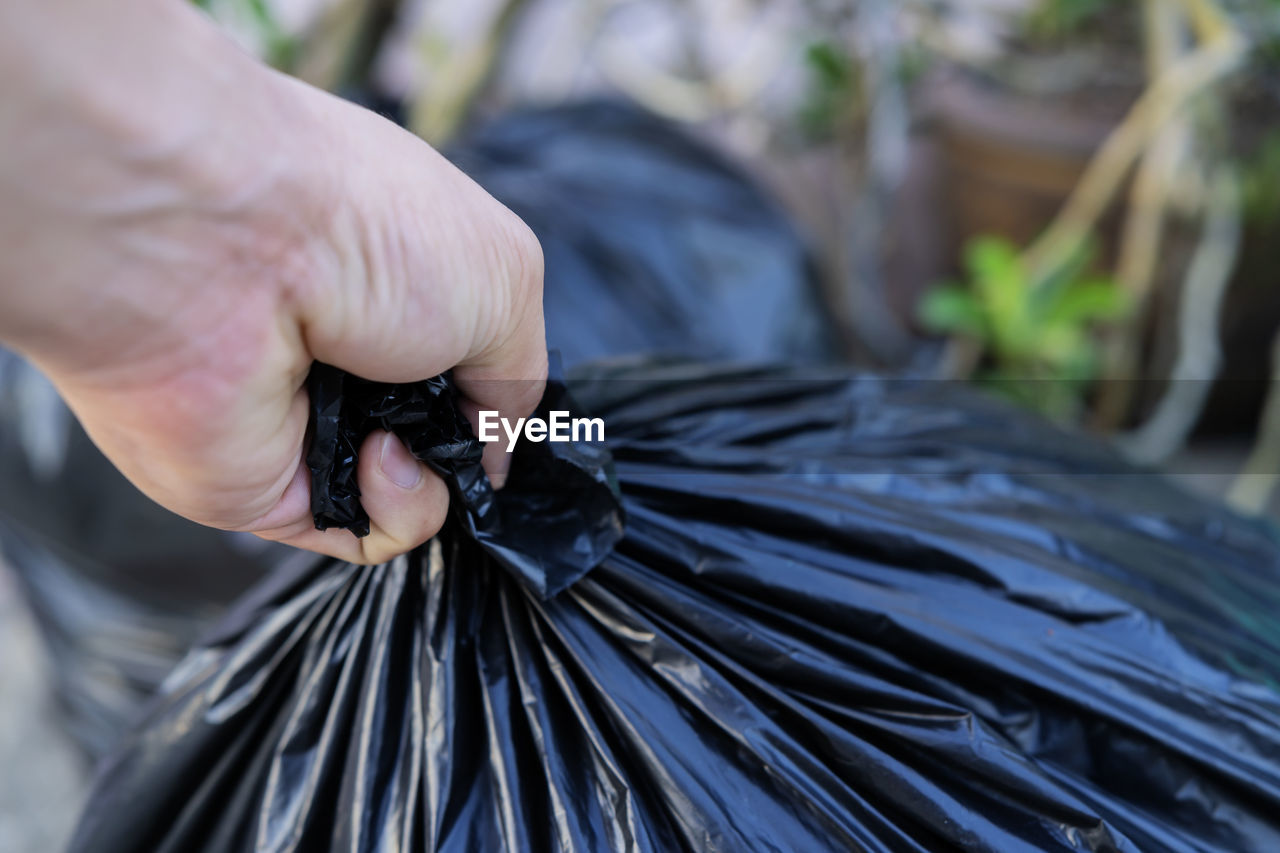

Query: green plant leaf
[1031,235,1096,312]
[805,41,853,87]
[919,286,985,337]
[932,232,1127,423]
[965,236,1030,355]
[799,40,861,139]
[964,236,1022,286]
[1047,279,1130,325]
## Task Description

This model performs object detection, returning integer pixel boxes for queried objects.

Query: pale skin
[0,0,548,564]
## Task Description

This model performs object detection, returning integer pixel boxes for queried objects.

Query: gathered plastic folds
[71,360,1280,852]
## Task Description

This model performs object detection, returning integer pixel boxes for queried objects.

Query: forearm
[0,0,313,374]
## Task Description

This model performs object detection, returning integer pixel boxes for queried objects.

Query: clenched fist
[0,0,547,564]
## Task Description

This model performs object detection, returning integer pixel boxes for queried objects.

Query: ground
[0,564,87,853]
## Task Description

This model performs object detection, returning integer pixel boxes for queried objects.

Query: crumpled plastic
[71,360,1280,852]
[306,361,623,598]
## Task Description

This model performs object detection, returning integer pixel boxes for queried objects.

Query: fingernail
[491,450,512,490]
[379,433,422,489]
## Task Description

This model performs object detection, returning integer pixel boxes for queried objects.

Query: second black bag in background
[450,100,840,366]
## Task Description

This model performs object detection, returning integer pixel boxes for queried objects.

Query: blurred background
[204,0,1280,505]
[4,0,1280,849]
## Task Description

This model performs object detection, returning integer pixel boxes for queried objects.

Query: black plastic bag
[450,100,840,366]
[72,361,1280,852]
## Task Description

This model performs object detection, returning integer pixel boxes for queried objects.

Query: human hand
[0,0,546,564]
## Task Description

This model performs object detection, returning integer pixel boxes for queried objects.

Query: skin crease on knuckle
[492,214,545,359]
[498,217,549,414]
[451,213,545,417]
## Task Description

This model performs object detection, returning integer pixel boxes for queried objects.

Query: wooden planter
[927,66,1280,434]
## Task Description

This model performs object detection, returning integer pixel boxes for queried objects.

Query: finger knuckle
[501,215,544,302]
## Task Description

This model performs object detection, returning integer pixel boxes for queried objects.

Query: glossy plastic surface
[72,362,1280,852]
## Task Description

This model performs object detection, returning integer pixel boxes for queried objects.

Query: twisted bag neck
[304,361,624,598]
